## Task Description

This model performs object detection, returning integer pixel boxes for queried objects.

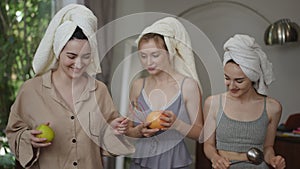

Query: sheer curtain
[85,0,116,88]
[84,1,117,168]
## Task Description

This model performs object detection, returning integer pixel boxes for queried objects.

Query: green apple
[36,124,55,142]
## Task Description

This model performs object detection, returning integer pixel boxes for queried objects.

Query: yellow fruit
[36,124,55,142]
[146,111,166,129]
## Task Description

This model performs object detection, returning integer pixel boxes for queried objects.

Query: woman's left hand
[270,155,285,169]
[110,117,128,135]
[160,110,176,129]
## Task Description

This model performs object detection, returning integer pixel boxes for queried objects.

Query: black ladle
[230,147,264,165]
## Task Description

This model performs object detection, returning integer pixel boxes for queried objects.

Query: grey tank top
[216,96,269,152]
[131,77,192,168]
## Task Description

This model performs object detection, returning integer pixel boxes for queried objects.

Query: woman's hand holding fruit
[30,123,54,148]
[160,110,176,129]
[111,117,129,135]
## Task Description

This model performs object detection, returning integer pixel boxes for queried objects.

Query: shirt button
[71,116,75,120]
[72,139,76,143]
[73,162,77,166]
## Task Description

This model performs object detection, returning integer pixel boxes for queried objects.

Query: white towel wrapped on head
[223,34,275,95]
[32,4,101,76]
[135,17,202,93]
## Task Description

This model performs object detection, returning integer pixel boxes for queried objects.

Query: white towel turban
[32,4,101,76]
[135,17,202,93]
[223,34,275,95]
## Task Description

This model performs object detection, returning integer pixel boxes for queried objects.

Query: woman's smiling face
[58,38,91,79]
[224,61,253,97]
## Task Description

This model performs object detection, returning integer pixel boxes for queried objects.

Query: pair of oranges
[35,111,164,142]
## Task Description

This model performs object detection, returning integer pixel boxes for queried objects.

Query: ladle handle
[230,160,250,165]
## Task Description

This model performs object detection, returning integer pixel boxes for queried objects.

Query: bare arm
[125,78,144,138]
[203,95,230,169]
[171,78,203,140]
[125,78,159,138]
[263,97,285,169]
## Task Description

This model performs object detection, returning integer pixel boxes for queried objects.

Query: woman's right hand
[30,129,52,148]
[30,123,52,148]
[137,122,159,138]
[211,154,230,169]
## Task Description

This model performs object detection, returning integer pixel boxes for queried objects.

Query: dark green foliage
[0,0,51,168]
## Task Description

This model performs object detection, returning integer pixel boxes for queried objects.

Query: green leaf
[0,154,15,168]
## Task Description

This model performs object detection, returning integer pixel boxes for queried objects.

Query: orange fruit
[146,111,166,129]
[36,124,55,142]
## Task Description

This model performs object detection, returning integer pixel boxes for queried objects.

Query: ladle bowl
[230,147,264,165]
[247,147,264,165]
